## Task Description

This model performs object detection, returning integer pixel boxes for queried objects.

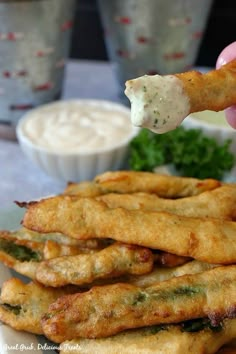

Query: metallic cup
[0,0,76,136]
[98,0,213,100]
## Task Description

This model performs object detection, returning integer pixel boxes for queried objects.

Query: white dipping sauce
[125,74,190,134]
[20,100,134,153]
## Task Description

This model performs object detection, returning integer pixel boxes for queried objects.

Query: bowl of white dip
[16,99,139,182]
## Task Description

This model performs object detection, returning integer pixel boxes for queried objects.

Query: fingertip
[225,106,236,129]
[216,41,236,68]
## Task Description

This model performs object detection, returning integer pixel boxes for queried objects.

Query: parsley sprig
[129,127,234,180]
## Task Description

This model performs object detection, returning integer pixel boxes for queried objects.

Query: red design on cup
[3,71,11,78]
[35,47,54,57]
[116,49,131,58]
[185,17,192,24]
[3,70,28,78]
[164,52,186,60]
[114,16,131,24]
[10,104,34,111]
[55,59,65,68]
[7,32,17,41]
[17,70,27,77]
[0,32,24,40]
[61,20,73,31]
[137,36,149,44]
[192,31,203,39]
[34,82,53,91]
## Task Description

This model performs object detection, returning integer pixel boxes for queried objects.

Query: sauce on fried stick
[125,60,236,133]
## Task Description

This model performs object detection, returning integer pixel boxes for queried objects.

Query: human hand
[216,41,236,128]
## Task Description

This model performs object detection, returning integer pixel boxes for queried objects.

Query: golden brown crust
[175,60,236,113]
[0,278,77,334]
[0,230,100,280]
[94,171,221,198]
[59,319,236,354]
[36,242,154,287]
[97,184,236,220]
[22,195,236,264]
[42,265,236,342]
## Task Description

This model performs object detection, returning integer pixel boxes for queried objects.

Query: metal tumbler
[0,0,76,138]
[98,0,213,101]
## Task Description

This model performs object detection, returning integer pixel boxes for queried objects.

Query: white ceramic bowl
[16,99,139,182]
[182,110,236,181]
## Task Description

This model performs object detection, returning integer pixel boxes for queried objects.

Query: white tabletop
[0,60,122,210]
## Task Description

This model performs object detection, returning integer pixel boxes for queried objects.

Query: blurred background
[70,0,235,67]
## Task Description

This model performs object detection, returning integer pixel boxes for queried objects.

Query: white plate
[0,206,58,354]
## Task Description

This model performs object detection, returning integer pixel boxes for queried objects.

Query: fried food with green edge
[36,242,153,287]
[94,171,221,197]
[0,231,98,279]
[64,171,221,198]
[60,319,236,354]
[64,181,102,197]
[127,260,217,288]
[6,226,105,248]
[42,265,236,342]
[22,196,236,264]
[0,278,78,334]
[97,184,236,220]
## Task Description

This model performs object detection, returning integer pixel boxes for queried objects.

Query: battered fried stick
[60,319,236,354]
[64,181,102,197]
[22,196,236,264]
[9,227,105,249]
[0,278,77,334]
[0,231,98,279]
[127,260,216,288]
[64,171,220,198]
[97,184,236,220]
[175,60,236,115]
[42,265,236,341]
[36,242,153,287]
[94,171,221,198]
[125,61,236,133]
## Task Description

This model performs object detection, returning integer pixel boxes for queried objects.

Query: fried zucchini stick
[8,227,104,248]
[97,184,236,220]
[60,319,236,354]
[64,181,102,197]
[22,196,236,264]
[127,260,216,288]
[36,242,153,287]
[0,278,77,334]
[0,231,98,279]
[125,61,236,133]
[64,171,221,198]
[42,265,236,341]
[175,60,236,114]
[94,171,221,197]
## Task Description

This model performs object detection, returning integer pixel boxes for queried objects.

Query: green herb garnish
[129,127,234,180]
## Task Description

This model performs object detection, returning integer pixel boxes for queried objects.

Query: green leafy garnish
[129,127,234,180]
